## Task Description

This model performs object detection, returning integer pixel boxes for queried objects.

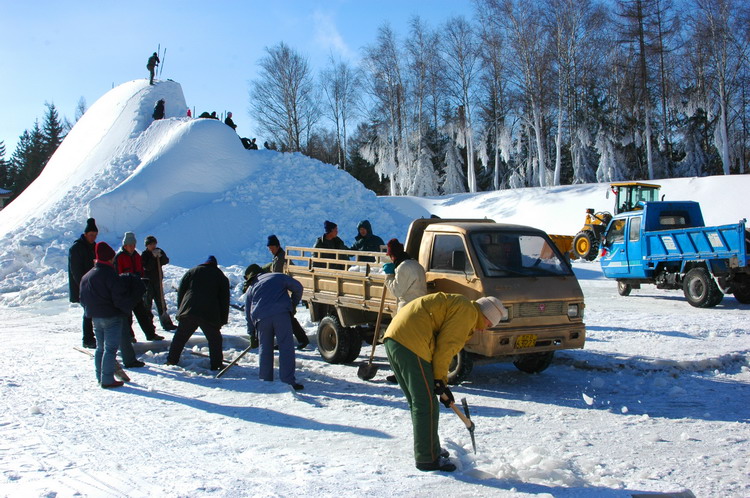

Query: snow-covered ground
[1,79,748,497]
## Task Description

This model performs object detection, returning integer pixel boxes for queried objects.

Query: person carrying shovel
[141,235,177,331]
[383,293,507,472]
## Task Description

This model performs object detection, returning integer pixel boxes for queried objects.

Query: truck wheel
[513,351,554,374]
[683,268,722,308]
[343,332,363,363]
[617,280,632,296]
[732,285,750,304]
[317,316,360,364]
[573,231,599,261]
[447,350,473,386]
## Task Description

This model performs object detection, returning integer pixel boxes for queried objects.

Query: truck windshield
[470,232,572,277]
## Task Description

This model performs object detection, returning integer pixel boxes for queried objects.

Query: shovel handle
[366,287,388,364]
[441,394,474,430]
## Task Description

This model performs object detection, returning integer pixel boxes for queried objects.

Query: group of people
[70,217,508,473]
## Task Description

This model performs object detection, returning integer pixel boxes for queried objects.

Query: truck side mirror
[451,251,466,272]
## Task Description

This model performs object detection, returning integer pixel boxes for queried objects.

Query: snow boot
[147,333,165,341]
[101,381,124,389]
[416,457,456,472]
[124,360,145,368]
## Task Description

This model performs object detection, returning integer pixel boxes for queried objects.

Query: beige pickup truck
[285,218,586,384]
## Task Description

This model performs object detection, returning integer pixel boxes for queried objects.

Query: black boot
[416,457,456,472]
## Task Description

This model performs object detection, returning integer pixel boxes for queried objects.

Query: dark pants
[149,67,155,84]
[144,281,174,330]
[385,338,441,465]
[291,315,308,346]
[82,313,95,344]
[167,315,223,370]
[257,313,296,384]
[129,299,156,339]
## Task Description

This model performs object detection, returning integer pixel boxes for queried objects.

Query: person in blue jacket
[244,264,304,390]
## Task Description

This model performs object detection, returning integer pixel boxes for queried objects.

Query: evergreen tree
[43,102,65,160]
[9,123,45,198]
[0,141,10,190]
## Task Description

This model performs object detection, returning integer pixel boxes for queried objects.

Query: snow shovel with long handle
[440,394,476,454]
[215,343,254,378]
[357,287,388,381]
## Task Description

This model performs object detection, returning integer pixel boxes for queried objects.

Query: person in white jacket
[383,238,427,310]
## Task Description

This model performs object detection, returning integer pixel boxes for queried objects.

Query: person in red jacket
[115,232,163,341]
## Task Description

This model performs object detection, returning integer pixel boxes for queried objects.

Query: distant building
[0,187,12,210]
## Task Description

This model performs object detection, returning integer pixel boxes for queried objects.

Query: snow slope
[0,79,748,497]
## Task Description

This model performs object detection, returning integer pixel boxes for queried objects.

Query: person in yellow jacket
[383,292,507,472]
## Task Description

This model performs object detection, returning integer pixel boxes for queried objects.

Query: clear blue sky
[1,0,474,155]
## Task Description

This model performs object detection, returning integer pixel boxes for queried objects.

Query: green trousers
[385,338,441,464]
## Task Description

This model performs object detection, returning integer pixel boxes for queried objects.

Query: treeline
[250,0,750,195]
[0,98,87,202]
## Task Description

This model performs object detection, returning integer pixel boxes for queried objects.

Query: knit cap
[475,296,508,327]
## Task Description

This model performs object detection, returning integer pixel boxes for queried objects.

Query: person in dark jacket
[141,235,177,331]
[79,242,147,388]
[244,264,304,390]
[224,112,237,130]
[147,52,160,85]
[115,232,163,341]
[69,218,98,348]
[153,99,165,120]
[313,220,349,269]
[351,220,385,262]
[167,256,230,370]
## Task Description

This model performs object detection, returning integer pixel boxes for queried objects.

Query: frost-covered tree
[442,136,467,194]
[441,15,481,192]
[250,42,317,152]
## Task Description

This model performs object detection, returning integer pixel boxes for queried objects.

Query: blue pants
[256,313,296,384]
[118,316,139,366]
[93,315,125,384]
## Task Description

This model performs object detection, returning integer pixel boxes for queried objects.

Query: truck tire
[617,280,632,296]
[573,231,599,261]
[683,267,722,308]
[447,350,473,386]
[513,351,554,374]
[732,285,750,304]
[343,333,363,363]
[317,316,360,364]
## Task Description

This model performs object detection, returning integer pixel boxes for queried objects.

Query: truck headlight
[567,304,579,318]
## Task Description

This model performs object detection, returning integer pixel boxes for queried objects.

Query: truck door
[425,233,477,294]
[601,218,629,276]
[625,216,645,277]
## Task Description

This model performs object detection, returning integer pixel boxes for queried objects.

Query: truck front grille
[516,301,564,317]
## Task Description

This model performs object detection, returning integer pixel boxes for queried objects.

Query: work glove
[152,248,162,258]
[434,380,455,408]
[382,262,395,275]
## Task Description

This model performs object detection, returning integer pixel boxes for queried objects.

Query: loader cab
[609,182,661,215]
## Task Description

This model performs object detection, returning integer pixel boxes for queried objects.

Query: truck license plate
[515,334,537,349]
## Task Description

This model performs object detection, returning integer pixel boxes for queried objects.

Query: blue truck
[599,200,750,307]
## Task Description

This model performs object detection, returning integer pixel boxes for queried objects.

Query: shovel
[441,394,477,454]
[215,342,254,378]
[357,288,388,380]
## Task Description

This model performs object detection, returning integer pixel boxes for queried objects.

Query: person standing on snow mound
[68,217,99,349]
[244,264,304,390]
[141,235,177,331]
[115,232,163,342]
[146,52,160,85]
[351,220,385,262]
[79,242,147,388]
[167,256,230,371]
[153,99,165,120]
[383,293,507,472]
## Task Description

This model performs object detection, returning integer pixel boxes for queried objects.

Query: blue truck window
[629,217,641,241]
[607,219,626,244]
[659,212,688,229]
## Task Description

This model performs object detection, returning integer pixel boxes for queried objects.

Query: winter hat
[122,232,137,246]
[95,242,116,262]
[475,296,508,327]
[84,218,98,234]
[386,238,405,257]
[244,263,263,281]
[324,220,337,234]
[266,234,280,247]
[204,255,218,265]
[144,235,157,247]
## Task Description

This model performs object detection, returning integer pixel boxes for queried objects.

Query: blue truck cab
[599,201,750,307]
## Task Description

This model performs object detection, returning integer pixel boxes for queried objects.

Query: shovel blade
[357,361,379,381]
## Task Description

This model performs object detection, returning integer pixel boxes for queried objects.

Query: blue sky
[1,0,474,156]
